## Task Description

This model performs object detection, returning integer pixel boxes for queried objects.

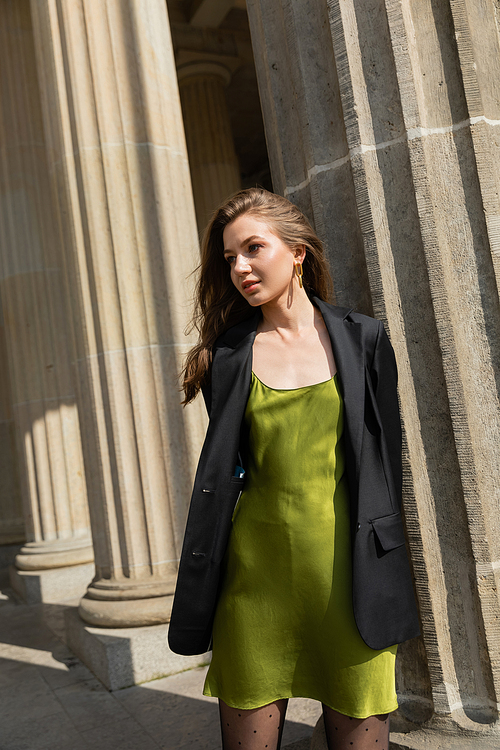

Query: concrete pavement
[0,571,320,750]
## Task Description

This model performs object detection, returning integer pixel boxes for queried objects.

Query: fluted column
[448,0,500,289]
[247,0,500,744]
[0,297,24,547]
[30,0,206,627]
[246,0,372,313]
[379,0,500,733]
[177,55,241,233]
[0,0,92,584]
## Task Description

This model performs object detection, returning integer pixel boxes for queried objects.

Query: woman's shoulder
[213,310,261,351]
[314,298,384,334]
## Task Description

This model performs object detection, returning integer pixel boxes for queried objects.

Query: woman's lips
[242,281,260,293]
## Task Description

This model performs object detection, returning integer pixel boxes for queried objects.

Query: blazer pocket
[370,512,406,552]
[230,475,245,485]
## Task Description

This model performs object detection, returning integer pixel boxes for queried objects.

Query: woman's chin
[245,296,263,307]
[238,289,264,306]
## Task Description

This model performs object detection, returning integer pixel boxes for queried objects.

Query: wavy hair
[182,188,333,403]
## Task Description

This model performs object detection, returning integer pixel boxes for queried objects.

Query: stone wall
[0,0,93,604]
[247,0,500,745]
[28,0,206,628]
[0,0,499,746]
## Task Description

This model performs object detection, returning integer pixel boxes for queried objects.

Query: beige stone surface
[15,538,93,571]
[178,55,242,233]
[0,0,92,581]
[30,0,206,626]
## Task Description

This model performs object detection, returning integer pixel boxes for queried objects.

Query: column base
[65,606,211,691]
[78,591,174,627]
[311,717,500,749]
[390,729,500,749]
[9,561,95,604]
[15,537,94,570]
[79,573,177,627]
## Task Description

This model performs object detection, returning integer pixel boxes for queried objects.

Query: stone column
[0,0,93,603]
[247,0,500,745]
[177,52,241,233]
[246,0,372,313]
[448,0,500,292]
[30,0,206,629]
[0,300,24,549]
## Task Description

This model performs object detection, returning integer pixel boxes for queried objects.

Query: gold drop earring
[295,262,303,289]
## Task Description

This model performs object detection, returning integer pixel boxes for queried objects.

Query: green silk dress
[203,372,398,718]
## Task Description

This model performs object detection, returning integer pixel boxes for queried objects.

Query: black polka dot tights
[322,705,390,750]
[218,699,390,750]
[219,699,287,750]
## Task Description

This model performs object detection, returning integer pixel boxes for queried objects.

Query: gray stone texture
[65,607,211,691]
[0,317,23,547]
[9,562,95,605]
[0,543,22,569]
[247,0,372,314]
[0,584,322,750]
[246,0,500,746]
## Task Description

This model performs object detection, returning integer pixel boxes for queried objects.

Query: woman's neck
[258,289,317,335]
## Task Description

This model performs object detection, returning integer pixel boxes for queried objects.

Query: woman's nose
[234,254,251,274]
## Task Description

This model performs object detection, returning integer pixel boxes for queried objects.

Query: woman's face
[222,214,303,308]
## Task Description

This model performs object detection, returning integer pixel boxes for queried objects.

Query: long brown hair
[182,188,333,403]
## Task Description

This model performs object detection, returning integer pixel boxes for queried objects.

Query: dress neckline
[251,371,337,392]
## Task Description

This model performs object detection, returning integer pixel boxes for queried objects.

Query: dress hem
[203,687,398,720]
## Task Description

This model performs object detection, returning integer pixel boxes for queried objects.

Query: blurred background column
[0,0,93,604]
[30,0,206,631]
[177,52,241,234]
[0,299,24,559]
[247,0,500,746]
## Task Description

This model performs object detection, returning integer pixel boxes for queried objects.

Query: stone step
[283,739,311,750]
[311,718,500,750]
[390,730,500,750]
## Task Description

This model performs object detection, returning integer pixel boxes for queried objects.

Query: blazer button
[356,523,361,532]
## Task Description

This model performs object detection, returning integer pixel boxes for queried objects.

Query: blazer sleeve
[369,321,403,506]
[200,361,213,417]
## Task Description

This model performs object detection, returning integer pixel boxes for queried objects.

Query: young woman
[168,188,420,750]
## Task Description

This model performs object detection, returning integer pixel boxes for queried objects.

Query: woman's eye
[248,244,261,252]
[225,255,235,265]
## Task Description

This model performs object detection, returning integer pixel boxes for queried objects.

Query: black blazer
[168,299,420,655]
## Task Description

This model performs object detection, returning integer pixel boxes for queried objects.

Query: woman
[169,188,420,750]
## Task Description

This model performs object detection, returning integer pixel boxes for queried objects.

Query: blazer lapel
[315,298,365,481]
[209,311,260,440]
[208,301,365,485]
